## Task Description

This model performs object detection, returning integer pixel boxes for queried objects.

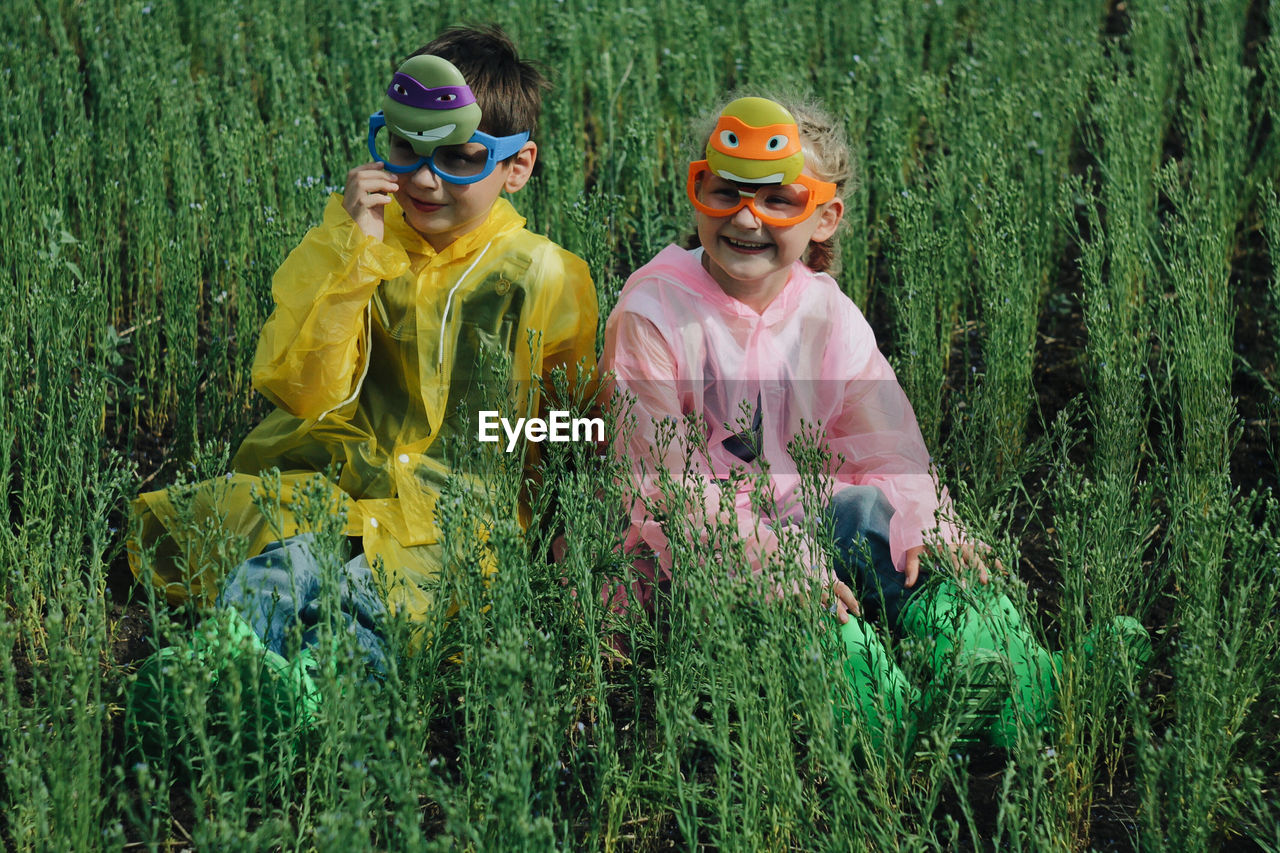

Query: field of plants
[3,0,1280,849]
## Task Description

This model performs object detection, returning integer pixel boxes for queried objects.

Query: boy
[129,25,598,669]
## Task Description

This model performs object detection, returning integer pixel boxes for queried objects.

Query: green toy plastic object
[1079,614,1153,670]
[899,580,1055,749]
[125,609,320,774]
[366,53,530,183]
[833,615,917,755]
[899,581,1155,749]
[704,97,806,185]
[380,54,481,156]
[686,97,838,227]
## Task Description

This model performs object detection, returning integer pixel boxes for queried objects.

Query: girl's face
[693,168,843,311]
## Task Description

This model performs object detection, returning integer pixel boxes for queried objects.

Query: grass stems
[1,0,1277,848]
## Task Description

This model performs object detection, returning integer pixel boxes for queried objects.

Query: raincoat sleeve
[535,248,598,406]
[605,311,832,592]
[251,195,410,419]
[826,305,965,569]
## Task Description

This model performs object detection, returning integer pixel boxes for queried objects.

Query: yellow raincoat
[130,195,597,623]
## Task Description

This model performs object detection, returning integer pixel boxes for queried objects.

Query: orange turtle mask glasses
[686,162,836,227]
[686,97,837,227]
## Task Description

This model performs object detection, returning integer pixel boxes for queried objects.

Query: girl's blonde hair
[685,92,854,273]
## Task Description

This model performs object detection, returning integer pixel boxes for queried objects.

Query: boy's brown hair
[408,25,549,141]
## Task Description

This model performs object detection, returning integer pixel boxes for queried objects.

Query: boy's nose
[407,163,442,190]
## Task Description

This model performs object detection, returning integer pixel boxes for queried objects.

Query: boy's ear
[503,142,537,193]
[810,197,844,243]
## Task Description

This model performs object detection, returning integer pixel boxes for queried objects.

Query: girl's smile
[720,234,773,253]
[694,170,843,313]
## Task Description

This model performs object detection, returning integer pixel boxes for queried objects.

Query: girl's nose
[730,201,764,230]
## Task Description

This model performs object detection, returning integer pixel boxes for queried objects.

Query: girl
[601,95,1066,751]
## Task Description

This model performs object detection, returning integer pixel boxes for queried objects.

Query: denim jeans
[826,486,1059,745]
[826,485,914,626]
[216,533,389,674]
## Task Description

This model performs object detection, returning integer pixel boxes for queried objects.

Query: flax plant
[1046,9,1178,839]
[4,0,1280,849]
[1131,4,1268,845]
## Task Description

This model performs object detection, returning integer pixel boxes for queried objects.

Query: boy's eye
[439,150,485,166]
[386,135,421,163]
[432,144,491,176]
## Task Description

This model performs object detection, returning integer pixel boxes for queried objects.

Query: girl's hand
[903,543,1001,588]
[342,163,400,242]
[821,580,861,624]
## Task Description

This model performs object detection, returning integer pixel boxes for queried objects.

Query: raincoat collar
[642,245,814,323]
[383,196,528,264]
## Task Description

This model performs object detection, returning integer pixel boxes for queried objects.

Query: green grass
[2,0,1279,849]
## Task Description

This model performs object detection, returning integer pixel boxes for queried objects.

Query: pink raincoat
[601,245,962,589]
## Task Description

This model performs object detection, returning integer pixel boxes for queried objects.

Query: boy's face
[391,135,537,252]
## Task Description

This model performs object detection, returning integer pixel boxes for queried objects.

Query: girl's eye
[719,130,739,148]
[766,134,788,151]
[711,188,740,201]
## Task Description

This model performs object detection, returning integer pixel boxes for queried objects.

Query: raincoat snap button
[369,517,379,529]
[495,276,511,295]
[398,454,410,464]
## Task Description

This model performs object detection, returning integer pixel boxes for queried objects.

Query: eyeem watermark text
[478,410,605,452]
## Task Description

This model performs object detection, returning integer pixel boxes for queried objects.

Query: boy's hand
[903,543,1000,588]
[343,163,400,242]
